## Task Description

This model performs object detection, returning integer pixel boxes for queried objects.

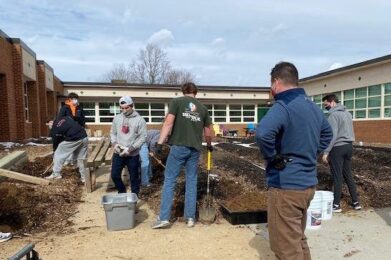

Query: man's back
[168,96,211,151]
[257,88,332,189]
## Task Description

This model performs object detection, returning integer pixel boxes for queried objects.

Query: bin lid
[102,193,138,204]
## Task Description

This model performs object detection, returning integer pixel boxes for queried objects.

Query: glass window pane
[355,98,367,109]
[84,110,95,116]
[385,83,391,95]
[100,117,114,122]
[243,110,255,116]
[385,95,391,106]
[230,111,241,117]
[214,104,226,110]
[344,89,354,99]
[99,102,113,109]
[368,109,380,118]
[151,117,164,122]
[243,117,255,122]
[80,102,95,109]
[344,100,354,109]
[138,110,149,116]
[214,111,226,116]
[313,95,322,103]
[151,103,164,109]
[208,111,213,116]
[385,107,391,118]
[332,92,341,100]
[142,117,149,123]
[355,87,367,98]
[347,110,353,116]
[85,117,95,123]
[214,117,226,122]
[229,105,241,110]
[205,104,212,109]
[136,103,149,110]
[243,105,255,110]
[368,85,381,96]
[230,117,241,122]
[151,110,165,116]
[355,110,366,119]
[368,96,381,107]
[99,110,115,116]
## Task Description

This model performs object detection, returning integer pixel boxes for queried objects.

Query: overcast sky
[1,0,391,86]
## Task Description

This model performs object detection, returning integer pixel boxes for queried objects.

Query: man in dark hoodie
[45,116,88,182]
[256,62,333,260]
[322,93,361,212]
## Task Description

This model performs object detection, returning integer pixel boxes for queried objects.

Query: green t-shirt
[168,96,212,151]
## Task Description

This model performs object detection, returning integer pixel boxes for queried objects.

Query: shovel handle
[207,151,211,171]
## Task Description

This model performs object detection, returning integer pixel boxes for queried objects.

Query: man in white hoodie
[110,96,147,196]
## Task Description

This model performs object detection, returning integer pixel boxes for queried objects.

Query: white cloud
[328,62,343,71]
[121,8,132,24]
[211,37,225,47]
[147,29,174,46]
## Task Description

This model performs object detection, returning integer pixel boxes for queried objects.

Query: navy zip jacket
[256,88,333,190]
[51,116,87,151]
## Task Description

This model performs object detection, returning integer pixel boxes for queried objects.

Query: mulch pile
[0,156,83,234]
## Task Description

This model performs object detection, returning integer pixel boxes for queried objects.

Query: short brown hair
[322,93,339,103]
[181,82,198,95]
[67,92,79,99]
[270,62,299,86]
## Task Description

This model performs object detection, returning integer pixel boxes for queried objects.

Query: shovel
[199,150,216,223]
[150,153,166,169]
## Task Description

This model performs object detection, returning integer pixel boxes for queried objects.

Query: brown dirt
[0,154,83,235]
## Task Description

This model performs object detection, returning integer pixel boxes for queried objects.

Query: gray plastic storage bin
[102,193,138,231]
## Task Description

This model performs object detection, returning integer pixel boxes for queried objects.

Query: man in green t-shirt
[152,82,213,229]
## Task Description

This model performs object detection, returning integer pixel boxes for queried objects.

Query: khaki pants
[267,187,315,260]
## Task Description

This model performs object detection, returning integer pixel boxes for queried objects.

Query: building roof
[300,54,391,83]
[37,60,54,72]
[63,81,270,92]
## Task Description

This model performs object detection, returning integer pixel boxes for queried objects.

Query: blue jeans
[159,145,200,221]
[111,153,140,195]
[140,143,152,186]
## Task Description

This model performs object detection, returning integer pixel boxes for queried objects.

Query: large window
[385,83,391,118]
[23,82,29,122]
[135,103,165,123]
[208,104,227,123]
[98,102,120,122]
[80,102,96,123]
[228,104,256,123]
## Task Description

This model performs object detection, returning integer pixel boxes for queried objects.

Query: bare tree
[131,43,171,84]
[102,63,132,82]
[103,44,197,85]
[164,69,197,85]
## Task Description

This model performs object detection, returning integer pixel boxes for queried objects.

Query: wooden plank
[94,139,110,167]
[0,151,27,170]
[87,139,105,167]
[0,168,50,185]
[84,167,92,193]
[91,171,96,192]
[104,147,114,165]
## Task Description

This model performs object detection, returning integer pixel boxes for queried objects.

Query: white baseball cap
[119,96,133,106]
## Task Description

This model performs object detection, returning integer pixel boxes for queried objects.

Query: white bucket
[319,191,334,221]
[306,192,322,230]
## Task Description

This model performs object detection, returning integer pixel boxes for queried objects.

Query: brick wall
[27,81,41,138]
[37,63,48,136]
[12,43,29,140]
[46,91,57,120]
[0,37,17,141]
[354,120,391,143]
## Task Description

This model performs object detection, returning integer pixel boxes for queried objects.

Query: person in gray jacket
[322,93,361,212]
[140,129,160,187]
[110,96,147,195]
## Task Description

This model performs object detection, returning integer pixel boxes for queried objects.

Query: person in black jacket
[46,116,88,182]
[58,92,86,127]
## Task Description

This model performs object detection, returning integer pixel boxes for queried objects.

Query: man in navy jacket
[256,62,333,260]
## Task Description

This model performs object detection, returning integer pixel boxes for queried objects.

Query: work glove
[269,154,292,170]
[113,144,122,154]
[119,147,130,157]
[207,144,213,152]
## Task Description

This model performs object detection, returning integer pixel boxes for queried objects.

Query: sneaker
[186,218,195,228]
[0,232,12,243]
[151,218,170,229]
[352,201,362,210]
[333,204,342,213]
[45,173,62,180]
